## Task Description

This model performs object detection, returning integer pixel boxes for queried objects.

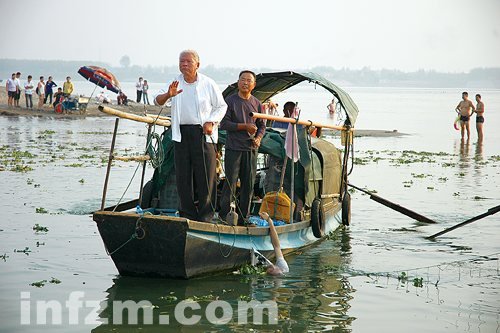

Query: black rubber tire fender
[311,198,325,238]
[342,191,351,226]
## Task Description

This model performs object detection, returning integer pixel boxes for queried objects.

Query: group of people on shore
[455,91,485,143]
[5,72,74,110]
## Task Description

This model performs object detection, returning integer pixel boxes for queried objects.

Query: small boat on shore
[93,71,359,279]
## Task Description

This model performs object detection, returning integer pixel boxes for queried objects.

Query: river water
[0,86,499,332]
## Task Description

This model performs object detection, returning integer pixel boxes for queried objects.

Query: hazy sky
[1,0,499,72]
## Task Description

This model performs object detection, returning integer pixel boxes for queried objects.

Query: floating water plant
[159,293,178,302]
[10,165,33,172]
[49,277,61,284]
[184,294,217,302]
[30,280,47,288]
[412,277,424,288]
[33,224,48,232]
[35,207,48,214]
[237,264,267,275]
[79,178,85,184]
[14,247,31,254]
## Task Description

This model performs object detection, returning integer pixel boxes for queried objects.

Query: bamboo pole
[145,113,171,121]
[113,155,151,162]
[139,125,152,206]
[99,106,171,127]
[101,118,120,211]
[249,112,350,131]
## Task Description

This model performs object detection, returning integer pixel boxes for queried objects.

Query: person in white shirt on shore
[24,75,35,109]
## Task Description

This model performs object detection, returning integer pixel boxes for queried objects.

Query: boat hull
[93,201,341,279]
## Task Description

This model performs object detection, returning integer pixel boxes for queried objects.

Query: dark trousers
[136,90,142,103]
[174,125,217,222]
[219,149,257,224]
[25,94,33,108]
[44,92,53,104]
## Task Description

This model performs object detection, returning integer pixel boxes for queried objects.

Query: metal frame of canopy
[222,71,359,126]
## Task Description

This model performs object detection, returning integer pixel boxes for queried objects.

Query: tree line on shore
[1,59,499,88]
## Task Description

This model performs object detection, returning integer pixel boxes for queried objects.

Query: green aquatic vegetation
[11,150,35,159]
[39,130,56,135]
[0,253,8,261]
[238,295,252,301]
[36,241,45,247]
[33,224,48,232]
[412,277,424,288]
[65,163,84,168]
[10,164,33,172]
[438,177,448,182]
[489,155,500,162]
[159,292,178,302]
[353,157,369,165]
[66,130,73,134]
[79,154,95,159]
[453,192,460,196]
[458,172,465,177]
[30,280,47,288]
[27,178,34,185]
[441,162,456,167]
[49,277,61,284]
[472,196,486,200]
[411,173,431,179]
[36,207,48,214]
[14,247,31,254]
[79,178,85,184]
[184,294,217,302]
[237,264,267,275]
[397,272,408,282]
[427,186,435,190]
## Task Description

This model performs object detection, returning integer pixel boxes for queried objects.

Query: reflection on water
[92,230,355,332]
[91,229,355,332]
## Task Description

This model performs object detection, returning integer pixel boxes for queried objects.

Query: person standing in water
[455,91,475,141]
[475,94,485,143]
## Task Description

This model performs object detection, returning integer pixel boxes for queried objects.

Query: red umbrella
[77,66,121,94]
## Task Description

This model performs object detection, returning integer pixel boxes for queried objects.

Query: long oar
[427,204,500,239]
[348,183,437,224]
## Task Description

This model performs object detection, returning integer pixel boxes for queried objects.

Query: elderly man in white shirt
[154,50,227,222]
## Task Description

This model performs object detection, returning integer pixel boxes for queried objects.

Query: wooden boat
[93,71,359,279]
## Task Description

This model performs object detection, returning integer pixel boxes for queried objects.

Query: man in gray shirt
[219,70,266,225]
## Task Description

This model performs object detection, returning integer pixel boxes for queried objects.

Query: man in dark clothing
[219,70,266,225]
[44,76,57,104]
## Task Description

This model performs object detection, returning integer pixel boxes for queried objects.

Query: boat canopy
[222,71,359,126]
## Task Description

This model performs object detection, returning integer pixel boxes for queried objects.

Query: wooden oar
[348,183,437,224]
[427,204,500,239]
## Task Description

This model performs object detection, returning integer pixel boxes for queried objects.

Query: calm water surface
[0,87,499,332]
